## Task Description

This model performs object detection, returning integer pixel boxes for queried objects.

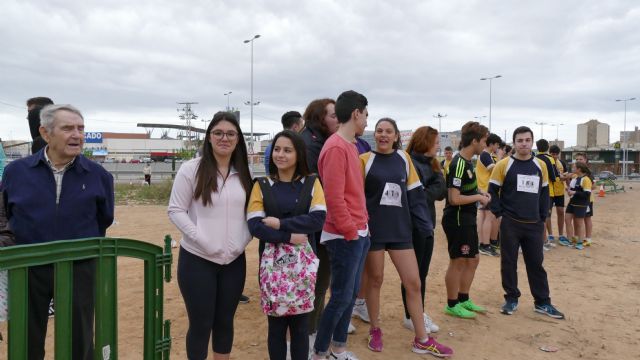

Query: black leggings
[177,247,246,359]
[267,313,310,360]
[401,233,434,319]
[308,239,330,334]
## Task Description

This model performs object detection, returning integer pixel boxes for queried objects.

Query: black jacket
[410,152,447,226]
[27,107,47,154]
[300,126,328,175]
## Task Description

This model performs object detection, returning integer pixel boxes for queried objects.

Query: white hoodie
[168,158,251,264]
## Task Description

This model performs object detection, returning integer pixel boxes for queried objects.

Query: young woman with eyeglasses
[168,111,253,360]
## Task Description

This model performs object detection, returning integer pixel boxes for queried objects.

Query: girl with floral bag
[247,130,326,360]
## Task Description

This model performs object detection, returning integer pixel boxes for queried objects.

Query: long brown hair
[303,98,335,138]
[195,111,252,206]
[406,126,441,173]
[268,130,310,181]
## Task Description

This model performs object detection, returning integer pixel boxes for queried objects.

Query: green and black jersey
[443,154,478,226]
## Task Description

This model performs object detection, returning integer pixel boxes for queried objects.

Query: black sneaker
[534,303,565,319]
[239,294,250,304]
[479,244,499,257]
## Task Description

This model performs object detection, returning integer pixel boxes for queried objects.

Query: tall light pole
[534,121,548,139]
[433,113,447,156]
[616,97,636,179]
[244,34,261,153]
[224,91,232,111]
[550,122,565,141]
[474,115,487,123]
[480,75,502,132]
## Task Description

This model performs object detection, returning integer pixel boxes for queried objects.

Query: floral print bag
[259,241,319,316]
[256,175,320,317]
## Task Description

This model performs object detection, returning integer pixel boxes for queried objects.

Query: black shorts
[442,224,479,259]
[586,201,593,217]
[566,203,587,218]
[369,241,413,251]
[552,195,565,207]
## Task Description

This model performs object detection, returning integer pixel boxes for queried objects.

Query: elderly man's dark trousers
[27,259,96,360]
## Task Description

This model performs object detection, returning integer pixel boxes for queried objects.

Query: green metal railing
[0,235,173,359]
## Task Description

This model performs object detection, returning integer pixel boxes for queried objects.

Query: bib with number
[380,182,402,207]
[517,174,540,193]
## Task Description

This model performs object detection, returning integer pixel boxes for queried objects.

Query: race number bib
[517,174,540,193]
[380,182,402,207]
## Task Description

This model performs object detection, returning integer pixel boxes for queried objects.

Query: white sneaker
[351,301,370,322]
[347,322,356,334]
[403,315,430,334]
[423,313,440,333]
[402,313,439,333]
[330,351,359,360]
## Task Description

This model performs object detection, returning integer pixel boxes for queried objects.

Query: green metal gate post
[0,236,173,360]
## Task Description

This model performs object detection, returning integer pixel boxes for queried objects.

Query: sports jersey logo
[461,244,470,255]
[453,178,462,187]
[467,169,474,179]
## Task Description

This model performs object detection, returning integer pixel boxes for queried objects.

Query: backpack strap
[293,175,317,216]
[257,177,283,218]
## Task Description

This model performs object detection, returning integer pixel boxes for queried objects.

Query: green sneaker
[445,303,476,319]
[459,299,487,313]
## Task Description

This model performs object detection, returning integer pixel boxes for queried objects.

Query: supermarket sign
[85,132,103,143]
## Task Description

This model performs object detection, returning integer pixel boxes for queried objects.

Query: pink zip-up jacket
[168,158,251,264]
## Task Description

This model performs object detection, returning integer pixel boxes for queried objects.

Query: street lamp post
[480,75,502,132]
[616,97,636,179]
[244,34,261,153]
[224,91,232,111]
[433,113,447,156]
[550,123,565,141]
[534,121,548,139]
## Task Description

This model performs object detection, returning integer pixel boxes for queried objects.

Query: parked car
[598,171,617,180]
[141,157,154,163]
[130,159,141,163]
[103,158,116,163]
[628,172,640,179]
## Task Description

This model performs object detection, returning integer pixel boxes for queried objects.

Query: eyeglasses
[210,130,238,140]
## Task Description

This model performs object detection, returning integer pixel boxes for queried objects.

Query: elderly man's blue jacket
[1,150,114,245]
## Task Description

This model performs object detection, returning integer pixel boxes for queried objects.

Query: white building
[84,132,186,161]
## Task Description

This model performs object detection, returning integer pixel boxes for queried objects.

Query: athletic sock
[490,239,499,246]
[355,298,365,306]
[447,299,458,308]
[458,293,469,303]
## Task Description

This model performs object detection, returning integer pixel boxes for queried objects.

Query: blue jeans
[313,236,370,355]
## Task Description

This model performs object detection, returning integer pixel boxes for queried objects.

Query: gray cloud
[1,0,639,145]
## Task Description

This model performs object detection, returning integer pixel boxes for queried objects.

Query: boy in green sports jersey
[442,121,490,319]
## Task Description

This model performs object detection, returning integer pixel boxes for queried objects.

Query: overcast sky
[1,0,639,146]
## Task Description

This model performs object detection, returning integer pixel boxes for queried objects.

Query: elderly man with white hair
[2,104,114,360]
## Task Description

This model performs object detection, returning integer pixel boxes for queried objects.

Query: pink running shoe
[412,336,453,357]
[367,327,383,352]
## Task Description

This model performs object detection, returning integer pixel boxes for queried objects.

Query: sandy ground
[1,185,640,359]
